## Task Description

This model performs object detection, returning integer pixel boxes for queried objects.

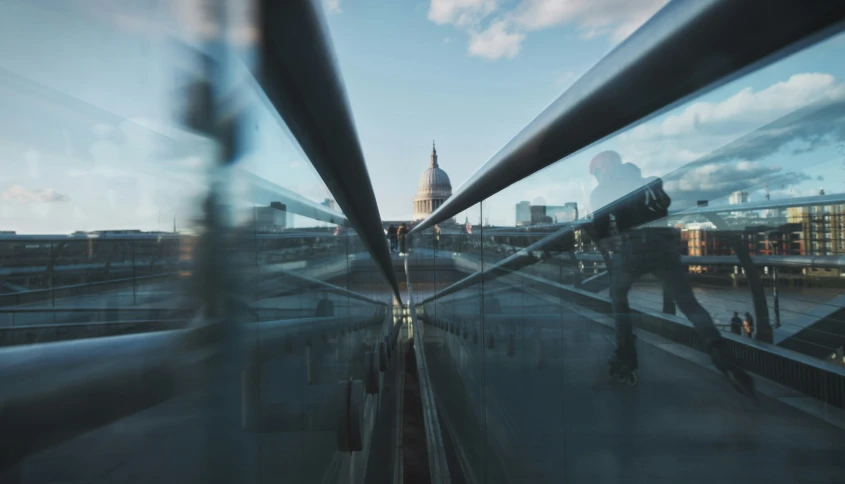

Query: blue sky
[323,0,661,220]
[325,0,845,224]
[0,0,844,232]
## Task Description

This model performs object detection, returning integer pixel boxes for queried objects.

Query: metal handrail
[0,323,212,471]
[0,312,382,472]
[420,208,845,304]
[0,232,358,241]
[260,267,390,308]
[0,260,182,277]
[420,225,577,305]
[257,1,401,303]
[673,192,845,217]
[0,307,189,314]
[237,169,349,226]
[412,0,845,234]
[572,253,845,269]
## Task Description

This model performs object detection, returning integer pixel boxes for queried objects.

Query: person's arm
[643,177,671,212]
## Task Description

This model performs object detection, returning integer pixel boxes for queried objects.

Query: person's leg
[609,251,641,368]
[651,232,720,345]
[654,239,755,396]
[655,266,721,346]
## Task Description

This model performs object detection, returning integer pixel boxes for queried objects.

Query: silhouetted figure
[743,312,755,338]
[387,224,398,254]
[588,150,754,397]
[730,312,743,335]
[397,223,409,256]
[316,292,335,317]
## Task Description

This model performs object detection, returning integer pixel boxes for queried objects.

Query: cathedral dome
[417,165,451,195]
[412,141,452,221]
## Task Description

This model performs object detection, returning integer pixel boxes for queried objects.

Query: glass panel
[0,2,395,483]
[417,25,845,484]
[418,204,486,482]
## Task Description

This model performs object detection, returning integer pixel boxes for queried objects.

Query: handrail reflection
[0,312,384,472]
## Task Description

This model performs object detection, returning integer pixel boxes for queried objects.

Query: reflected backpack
[592,177,671,240]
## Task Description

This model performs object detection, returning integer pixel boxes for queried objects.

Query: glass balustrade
[410,26,845,484]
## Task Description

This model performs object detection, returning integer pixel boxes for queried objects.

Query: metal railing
[257,1,401,302]
[0,311,386,472]
[412,0,845,234]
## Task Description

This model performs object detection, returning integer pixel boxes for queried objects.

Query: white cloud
[513,0,668,43]
[468,21,525,60]
[663,160,780,196]
[324,0,342,14]
[428,0,667,60]
[429,0,498,28]
[554,70,576,87]
[92,123,114,138]
[628,73,844,142]
[1,186,70,203]
[617,72,845,180]
[72,0,257,46]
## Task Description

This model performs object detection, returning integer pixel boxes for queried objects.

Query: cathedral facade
[413,142,452,221]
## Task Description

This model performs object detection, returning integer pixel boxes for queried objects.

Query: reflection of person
[397,223,408,256]
[589,150,754,397]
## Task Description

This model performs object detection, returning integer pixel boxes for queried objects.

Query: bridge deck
[2,281,843,483]
[425,289,845,483]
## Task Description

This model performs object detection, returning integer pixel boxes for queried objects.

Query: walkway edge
[405,258,452,484]
[393,326,405,484]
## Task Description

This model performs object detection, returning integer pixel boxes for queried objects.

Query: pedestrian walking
[730,312,743,335]
[743,312,755,339]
